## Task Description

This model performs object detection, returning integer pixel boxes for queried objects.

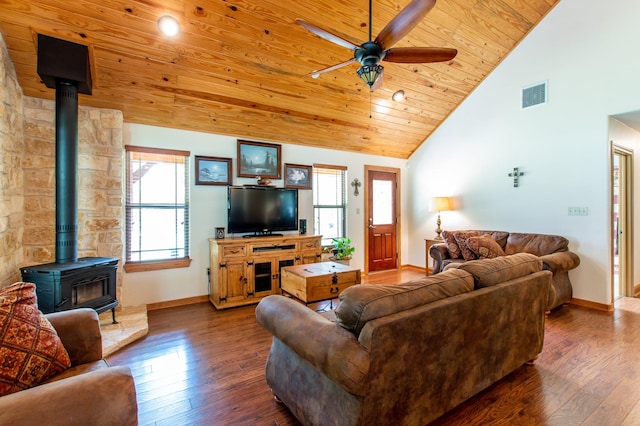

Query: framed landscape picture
[237,140,281,179]
[284,163,312,189]
[195,156,232,186]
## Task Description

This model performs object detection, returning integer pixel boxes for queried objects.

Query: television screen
[227,186,298,235]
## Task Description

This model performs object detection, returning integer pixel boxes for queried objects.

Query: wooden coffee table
[280,261,361,304]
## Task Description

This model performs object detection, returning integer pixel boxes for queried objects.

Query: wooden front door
[366,168,398,272]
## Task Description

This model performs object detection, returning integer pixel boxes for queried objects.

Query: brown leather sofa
[257,253,551,426]
[0,308,138,426]
[430,231,580,310]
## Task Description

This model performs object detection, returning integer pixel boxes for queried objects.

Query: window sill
[124,258,192,273]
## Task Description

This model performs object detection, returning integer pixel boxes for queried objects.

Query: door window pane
[372,179,393,225]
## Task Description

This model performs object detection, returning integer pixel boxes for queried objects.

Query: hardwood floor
[107,269,640,425]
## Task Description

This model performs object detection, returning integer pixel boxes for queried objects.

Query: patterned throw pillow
[453,231,481,260]
[441,230,462,259]
[0,282,70,396]
[465,235,506,259]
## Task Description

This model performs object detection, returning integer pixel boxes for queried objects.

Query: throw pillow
[466,235,506,259]
[441,230,462,259]
[0,282,71,396]
[453,231,481,261]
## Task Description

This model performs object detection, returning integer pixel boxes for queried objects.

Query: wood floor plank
[106,270,640,425]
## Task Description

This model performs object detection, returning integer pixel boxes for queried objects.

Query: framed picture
[237,140,281,179]
[195,156,232,186]
[284,163,312,189]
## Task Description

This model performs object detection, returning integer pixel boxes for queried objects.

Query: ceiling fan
[297,0,457,90]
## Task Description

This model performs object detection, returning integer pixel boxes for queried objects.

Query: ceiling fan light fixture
[392,90,405,101]
[158,15,180,37]
[311,72,320,79]
[357,64,383,88]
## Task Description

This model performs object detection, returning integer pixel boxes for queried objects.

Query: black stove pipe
[37,34,91,264]
[55,80,79,264]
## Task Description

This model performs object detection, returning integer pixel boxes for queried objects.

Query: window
[313,164,347,246]
[125,145,191,272]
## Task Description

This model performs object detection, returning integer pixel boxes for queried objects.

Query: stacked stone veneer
[0,31,24,285]
[21,97,125,302]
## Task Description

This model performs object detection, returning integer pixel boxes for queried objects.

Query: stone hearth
[99,305,148,356]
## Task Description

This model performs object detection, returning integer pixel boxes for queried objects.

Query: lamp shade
[357,64,383,87]
[432,197,453,212]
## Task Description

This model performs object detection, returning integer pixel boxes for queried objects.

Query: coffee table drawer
[309,282,356,302]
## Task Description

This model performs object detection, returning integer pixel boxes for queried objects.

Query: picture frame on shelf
[195,156,232,186]
[237,140,281,179]
[284,163,312,189]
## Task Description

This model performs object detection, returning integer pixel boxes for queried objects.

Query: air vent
[521,81,547,109]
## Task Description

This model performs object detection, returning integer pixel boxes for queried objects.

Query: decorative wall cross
[508,167,524,187]
[351,178,362,196]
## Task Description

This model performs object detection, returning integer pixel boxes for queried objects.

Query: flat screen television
[227,186,298,236]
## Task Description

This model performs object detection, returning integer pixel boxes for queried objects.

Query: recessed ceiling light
[158,15,180,37]
[392,90,405,102]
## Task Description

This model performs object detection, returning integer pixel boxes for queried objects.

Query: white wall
[407,0,640,306]
[121,124,406,306]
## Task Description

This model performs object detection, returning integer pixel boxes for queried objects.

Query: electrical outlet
[568,206,588,216]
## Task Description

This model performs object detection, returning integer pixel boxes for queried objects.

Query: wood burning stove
[20,257,119,322]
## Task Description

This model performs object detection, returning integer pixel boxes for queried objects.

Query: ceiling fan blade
[375,0,436,50]
[308,58,357,77]
[296,18,361,51]
[384,47,457,63]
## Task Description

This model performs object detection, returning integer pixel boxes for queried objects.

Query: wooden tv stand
[208,234,322,309]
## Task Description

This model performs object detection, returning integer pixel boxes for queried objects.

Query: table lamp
[432,197,453,240]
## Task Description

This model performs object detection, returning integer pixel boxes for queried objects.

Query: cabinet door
[300,251,321,264]
[220,260,247,303]
[252,259,273,296]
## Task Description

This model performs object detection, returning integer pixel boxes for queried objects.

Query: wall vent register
[522,81,547,109]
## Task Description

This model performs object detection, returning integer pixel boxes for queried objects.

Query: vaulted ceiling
[0,0,559,159]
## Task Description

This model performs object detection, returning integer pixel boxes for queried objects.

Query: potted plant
[330,237,355,265]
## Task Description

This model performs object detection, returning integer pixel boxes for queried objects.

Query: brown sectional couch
[430,231,580,310]
[256,253,551,426]
[0,308,138,426]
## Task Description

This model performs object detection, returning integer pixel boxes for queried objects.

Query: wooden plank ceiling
[0,0,559,159]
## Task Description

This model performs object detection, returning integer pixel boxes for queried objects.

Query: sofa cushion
[441,230,462,259]
[453,231,481,260]
[0,283,71,396]
[466,235,506,259]
[505,233,569,256]
[456,253,542,288]
[335,269,474,335]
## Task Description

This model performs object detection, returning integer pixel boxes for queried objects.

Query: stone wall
[0,31,24,285]
[22,97,125,301]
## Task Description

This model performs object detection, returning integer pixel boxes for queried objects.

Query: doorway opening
[611,143,634,301]
[364,166,400,273]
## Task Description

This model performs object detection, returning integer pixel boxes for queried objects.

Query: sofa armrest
[256,295,370,394]
[46,308,103,365]
[540,251,580,274]
[429,243,450,274]
[0,366,137,426]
